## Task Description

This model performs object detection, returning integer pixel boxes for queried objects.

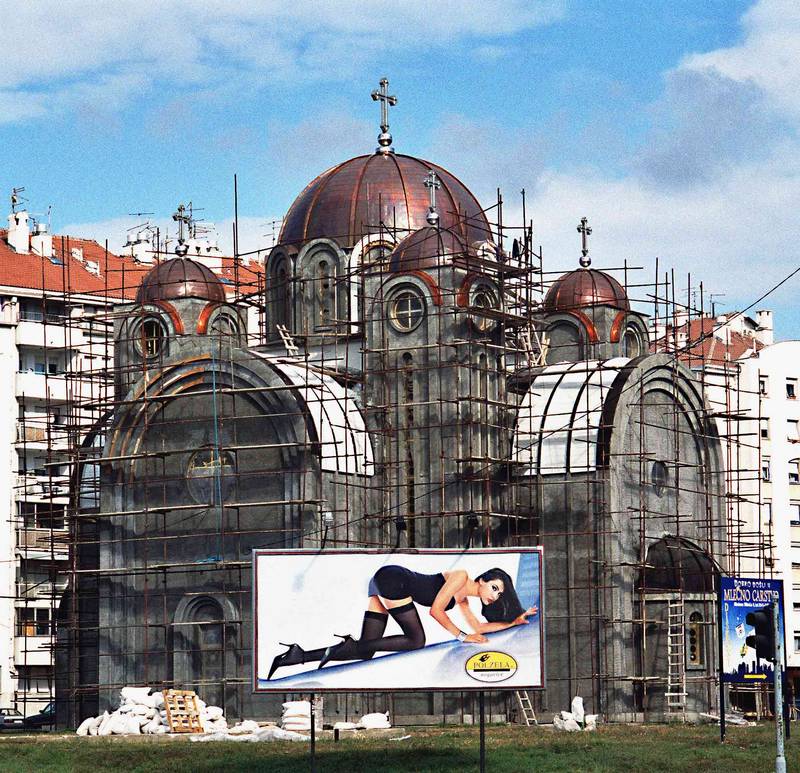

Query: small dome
[136,258,226,305]
[542,268,629,313]
[388,226,471,273]
[279,153,491,249]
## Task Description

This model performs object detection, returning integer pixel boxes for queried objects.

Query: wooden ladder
[515,691,538,726]
[665,598,687,717]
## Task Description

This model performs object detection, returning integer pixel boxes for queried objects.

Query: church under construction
[45,81,762,728]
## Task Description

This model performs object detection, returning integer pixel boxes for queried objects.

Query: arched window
[316,259,333,328]
[623,327,642,358]
[545,322,582,364]
[135,316,166,359]
[186,447,236,505]
[209,313,240,340]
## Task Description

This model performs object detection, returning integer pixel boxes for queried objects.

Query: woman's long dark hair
[478,568,525,623]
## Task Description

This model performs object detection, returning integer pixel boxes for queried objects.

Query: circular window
[186,447,236,505]
[135,317,166,358]
[623,328,641,358]
[471,287,497,331]
[651,461,669,496]
[389,289,425,333]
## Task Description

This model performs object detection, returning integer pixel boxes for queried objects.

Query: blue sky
[1,1,798,337]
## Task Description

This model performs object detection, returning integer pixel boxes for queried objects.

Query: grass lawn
[0,723,794,773]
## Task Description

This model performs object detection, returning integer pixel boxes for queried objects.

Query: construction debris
[552,696,598,732]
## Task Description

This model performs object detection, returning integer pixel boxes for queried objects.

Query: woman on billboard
[268,565,537,679]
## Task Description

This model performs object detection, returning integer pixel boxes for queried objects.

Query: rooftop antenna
[709,293,726,318]
[371,77,397,155]
[577,216,592,268]
[128,211,155,218]
[423,169,441,226]
[11,187,26,213]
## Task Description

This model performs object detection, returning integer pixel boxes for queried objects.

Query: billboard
[720,576,784,683]
[253,548,544,693]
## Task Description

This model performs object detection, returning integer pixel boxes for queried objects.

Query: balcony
[16,581,67,601]
[15,422,69,450]
[16,320,70,349]
[16,372,68,402]
[16,529,68,558]
[14,636,53,667]
[16,474,70,499]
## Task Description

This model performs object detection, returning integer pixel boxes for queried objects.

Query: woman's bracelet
[456,630,468,642]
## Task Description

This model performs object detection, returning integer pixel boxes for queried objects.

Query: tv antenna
[11,187,27,213]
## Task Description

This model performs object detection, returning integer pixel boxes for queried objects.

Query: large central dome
[279,153,492,250]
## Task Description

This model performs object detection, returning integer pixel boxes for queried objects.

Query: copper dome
[388,226,472,273]
[542,268,629,312]
[136,258,226,305]
[279,153,491,249]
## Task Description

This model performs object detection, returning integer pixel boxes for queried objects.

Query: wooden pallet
[163,689,203,733]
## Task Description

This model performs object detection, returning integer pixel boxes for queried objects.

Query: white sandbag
[203,706,224,721]
[195,698,207,712]
[359,712,390,729]
[282,701,311,714]
[118,703,133,713]
[142,719,161,734]
[97,711,113,736]
[333,721,358,731]
[120,687,153,706]
[257,726,310,742]
[571,696,585,725]
[149,724,168,735]
[584,715,598,732]
[228,719,260,735]
[281,722,311,732]
[131,704,150,716]
[559,710,574,721]
[76,717,94,736]
[108,713,129,735]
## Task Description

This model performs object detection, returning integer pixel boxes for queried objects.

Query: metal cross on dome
[577,216,592,268]
[371,77,397,153]
[424,169,441,225]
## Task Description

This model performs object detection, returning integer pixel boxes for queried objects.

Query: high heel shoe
[268,642,306,680]
[318,634,356,670]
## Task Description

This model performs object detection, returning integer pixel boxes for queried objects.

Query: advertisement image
[253,548,544,693]
[720,576,784,683]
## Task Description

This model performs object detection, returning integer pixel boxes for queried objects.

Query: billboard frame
[251,546,545,694]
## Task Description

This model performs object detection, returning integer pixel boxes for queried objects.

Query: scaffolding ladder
[515,691,538,726]
[665,598,687,717]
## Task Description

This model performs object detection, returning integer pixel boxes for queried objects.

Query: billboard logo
[465,651,518,683]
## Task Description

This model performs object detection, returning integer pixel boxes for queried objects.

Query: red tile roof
[654,316,764,369]
[0,230,263,302]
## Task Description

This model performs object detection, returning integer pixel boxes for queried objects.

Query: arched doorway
[636,537,717,718]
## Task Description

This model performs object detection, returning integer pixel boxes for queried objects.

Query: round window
[389,290,425,333]
[471,288,497,331]
[135,317,166,358]
[652,461,669,496]
[186,447,236,505]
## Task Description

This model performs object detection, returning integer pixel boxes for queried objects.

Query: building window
[760,376,769,396]
[209,314,240,340]
[651,461,669,496]
[16,607,53,637]
[764,500,772,524]
[18,502,65,530]
[788,379,797,399]
[686,611,705,669]
[791,459,800,485]
[186,447,236,506]
[795,634,800,653]
[388,289,425,333]
[16,665,52,693]
[135,317,166,358]
[762,457,771,482]
[623,327,642,358]
[761,418,770,440]
[470,287,497,332]
[791,502,800,525]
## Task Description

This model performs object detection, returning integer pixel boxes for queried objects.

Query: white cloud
[682,0,800,119]
[0,1,565,121]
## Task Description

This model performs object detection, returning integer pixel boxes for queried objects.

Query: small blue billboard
[720,576,784,683]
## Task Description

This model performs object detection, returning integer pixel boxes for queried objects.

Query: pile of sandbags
[75,686,227,736]
[191,725,309,743]
[280,700,312,733]
[358,712,391,729]
[552,696,598,732]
